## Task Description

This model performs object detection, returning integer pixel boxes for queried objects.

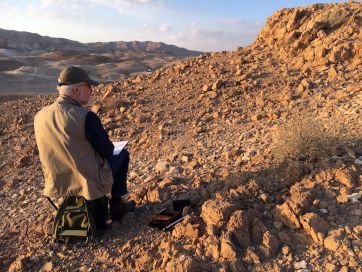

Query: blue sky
[0,0,344,51]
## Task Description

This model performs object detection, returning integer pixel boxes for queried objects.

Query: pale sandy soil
[0,50,189,96]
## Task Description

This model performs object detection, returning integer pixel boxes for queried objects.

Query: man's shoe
[110,199,136,221]
[94,222,112,237]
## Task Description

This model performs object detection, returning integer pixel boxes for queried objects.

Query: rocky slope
[0,2,361,272]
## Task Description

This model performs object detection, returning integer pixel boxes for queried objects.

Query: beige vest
[34,95,113,200]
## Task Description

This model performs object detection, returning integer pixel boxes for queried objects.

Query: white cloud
[87,0,163,14]
[31,0,164,17]
[217,18,262,35]
[70,3,82,10]
[40,0,54,5]
[218,18,243,25]
[40,0,64,7]
[40,0,159,6]
[0,2,20,11]
[159,24,173,32]
[167,22,262,52]
[4,0,163,26]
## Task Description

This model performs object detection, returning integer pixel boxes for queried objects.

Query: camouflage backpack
[48,196,97,244]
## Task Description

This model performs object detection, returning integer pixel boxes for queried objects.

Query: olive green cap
[58,66,98,86]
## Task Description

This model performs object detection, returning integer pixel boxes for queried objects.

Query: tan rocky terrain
[0,2,361,272]
[0,28,201,95]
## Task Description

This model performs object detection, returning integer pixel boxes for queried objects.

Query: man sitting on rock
[34,66,134,230]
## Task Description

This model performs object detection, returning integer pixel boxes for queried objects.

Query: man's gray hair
[57,83,84,96]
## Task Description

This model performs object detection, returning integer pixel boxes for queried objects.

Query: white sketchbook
[112,141,128,155]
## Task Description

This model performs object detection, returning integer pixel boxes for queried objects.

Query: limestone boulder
[165,255,201,272]
[227,210,251,250]
[146,187,162,202]
[328,66,338,78]
[201,199,238,235]
[324,229,347,251]
[274,202,301,229]
[212,79,223,90]
[261,231,280,257]
[300,212,330,244]
[289,183,316,215]
[220,233,238,261]
[172,222,199,239]
[334,168,356,188]
[155,160,170,174]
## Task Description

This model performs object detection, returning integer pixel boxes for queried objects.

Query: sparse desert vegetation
[0,2,361,272]
[271,113,358,163]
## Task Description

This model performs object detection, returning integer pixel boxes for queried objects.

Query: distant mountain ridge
[0,28,202,95]
[0,28,201,57]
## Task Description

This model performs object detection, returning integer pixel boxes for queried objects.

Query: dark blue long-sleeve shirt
[84,111,114,158]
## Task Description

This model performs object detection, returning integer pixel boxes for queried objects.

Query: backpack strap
[53,196,71,241]
[46,196,58,210]
[84,199,96,240]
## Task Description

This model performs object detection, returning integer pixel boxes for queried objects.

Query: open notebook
[112,141,128,155]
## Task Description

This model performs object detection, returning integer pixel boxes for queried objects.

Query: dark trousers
[107,149,130,198]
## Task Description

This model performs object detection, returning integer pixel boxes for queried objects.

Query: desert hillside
[0,28,201,95]
[0,2,361,272]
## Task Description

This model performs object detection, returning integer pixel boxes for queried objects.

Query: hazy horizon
[1,0,345,52]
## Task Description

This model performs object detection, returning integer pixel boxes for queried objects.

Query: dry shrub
[317,9,345,30]
[271,114,352,162]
